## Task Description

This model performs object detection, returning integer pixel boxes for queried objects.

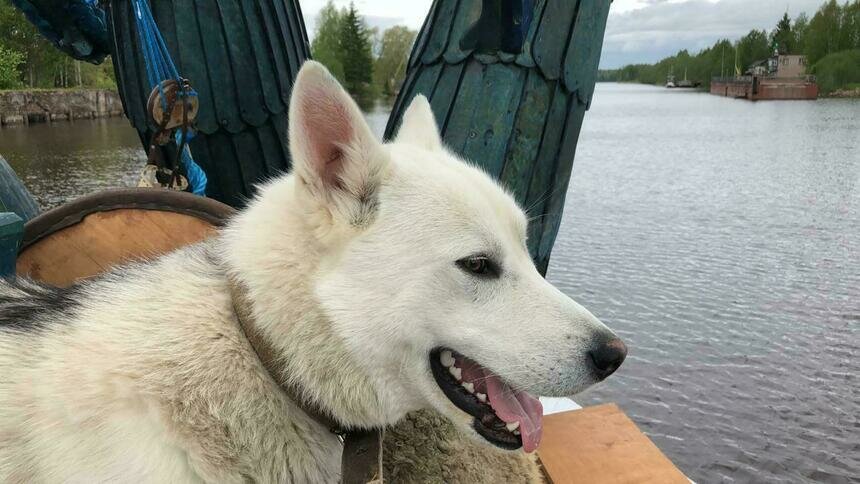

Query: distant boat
[666,68,677,88]
[675,68,701,88]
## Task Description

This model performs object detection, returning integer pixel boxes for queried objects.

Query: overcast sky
[299,0,828,69]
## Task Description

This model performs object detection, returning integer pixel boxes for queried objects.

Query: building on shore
[711,52,818,101]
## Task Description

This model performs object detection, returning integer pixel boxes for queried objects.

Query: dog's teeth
[506,421,520,432]
[440,350,455,368]
[476,393,487,403]
[462,382,475,393]
[449,366,462,380]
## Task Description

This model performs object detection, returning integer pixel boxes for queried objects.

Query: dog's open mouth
[429,348,543,453]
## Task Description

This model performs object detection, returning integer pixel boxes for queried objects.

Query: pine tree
[772,12,797,54]
[337,3,374,107]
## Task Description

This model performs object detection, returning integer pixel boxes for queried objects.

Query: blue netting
[132,0,207,196]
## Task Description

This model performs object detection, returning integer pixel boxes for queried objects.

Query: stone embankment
[0,89,124,126]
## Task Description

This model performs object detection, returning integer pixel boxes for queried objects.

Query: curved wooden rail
[16,188,234,287]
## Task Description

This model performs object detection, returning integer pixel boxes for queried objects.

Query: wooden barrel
[16,188,234,287]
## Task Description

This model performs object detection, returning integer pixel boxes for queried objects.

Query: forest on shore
[599,0,860,95]
[0,1,415,108]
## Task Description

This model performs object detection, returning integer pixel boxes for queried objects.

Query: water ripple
[548,84,859,483]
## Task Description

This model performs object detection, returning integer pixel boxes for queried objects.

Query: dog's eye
[456,256,499,278]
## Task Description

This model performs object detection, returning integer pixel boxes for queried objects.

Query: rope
[131,0,206,196]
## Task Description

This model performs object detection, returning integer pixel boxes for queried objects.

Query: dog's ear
[395,95,443,151]
[288,61,386,226]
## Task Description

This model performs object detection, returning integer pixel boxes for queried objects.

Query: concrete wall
[775,55,807,79]
[0,89,124,126]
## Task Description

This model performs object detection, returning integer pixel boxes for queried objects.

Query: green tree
[337,3,374,107]
[737,30,771,71]
[0,2,62,87]
[793,12,810,51]
[804,0,843,64]
[311,1,345,82]
[841,1,860,50]
[0,45,25,89]
[772,12,797,53]
[810,49,860,94]
[373,26,416,98]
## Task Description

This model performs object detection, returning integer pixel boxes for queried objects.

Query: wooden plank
[442,61,487,153]
[239,0,286,116]
[532,0,580,81]
[16,209,216,287]
[0,213,24,279]
[522,84,568,264]
[429,62,467,133]
[441,0,483,64]
[515,0,548,68]
[173,0,219,134]
[538,404,688,484]
[255,0,294,107]
[194,0,244,134]
[461,63,526,179]
[499,69,553,205]
[216,0,269,128]
[562,0,612,106]
[536,102,586,274]
[420,0,460,65]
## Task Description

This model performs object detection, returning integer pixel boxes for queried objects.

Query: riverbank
[827,86,860,98]
[0,89,123,126]
[596,80,860,98]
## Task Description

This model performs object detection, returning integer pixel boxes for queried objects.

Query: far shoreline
[595,81,860,99]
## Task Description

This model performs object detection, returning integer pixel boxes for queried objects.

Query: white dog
[0,61,626,483]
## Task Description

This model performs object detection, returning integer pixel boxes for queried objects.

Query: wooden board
[538,404,689,484]
[17,209,217,287]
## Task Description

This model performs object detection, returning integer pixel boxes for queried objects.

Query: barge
[710,75,818,100]
[710,53,818,100]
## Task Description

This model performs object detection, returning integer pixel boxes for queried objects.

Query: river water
[1,84,857,483]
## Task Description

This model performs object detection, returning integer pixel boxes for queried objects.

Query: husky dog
[0,61,626,483]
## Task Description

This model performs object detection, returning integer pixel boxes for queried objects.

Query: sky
[299,0,829,69]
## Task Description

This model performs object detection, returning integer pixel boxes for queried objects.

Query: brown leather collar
[226,276,384,483]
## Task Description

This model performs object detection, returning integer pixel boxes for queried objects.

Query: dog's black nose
[589,338,627,380]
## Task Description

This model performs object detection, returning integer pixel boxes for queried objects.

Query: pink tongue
[485,374,543,453]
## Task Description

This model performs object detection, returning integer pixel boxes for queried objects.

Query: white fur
[0,61,618,482]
